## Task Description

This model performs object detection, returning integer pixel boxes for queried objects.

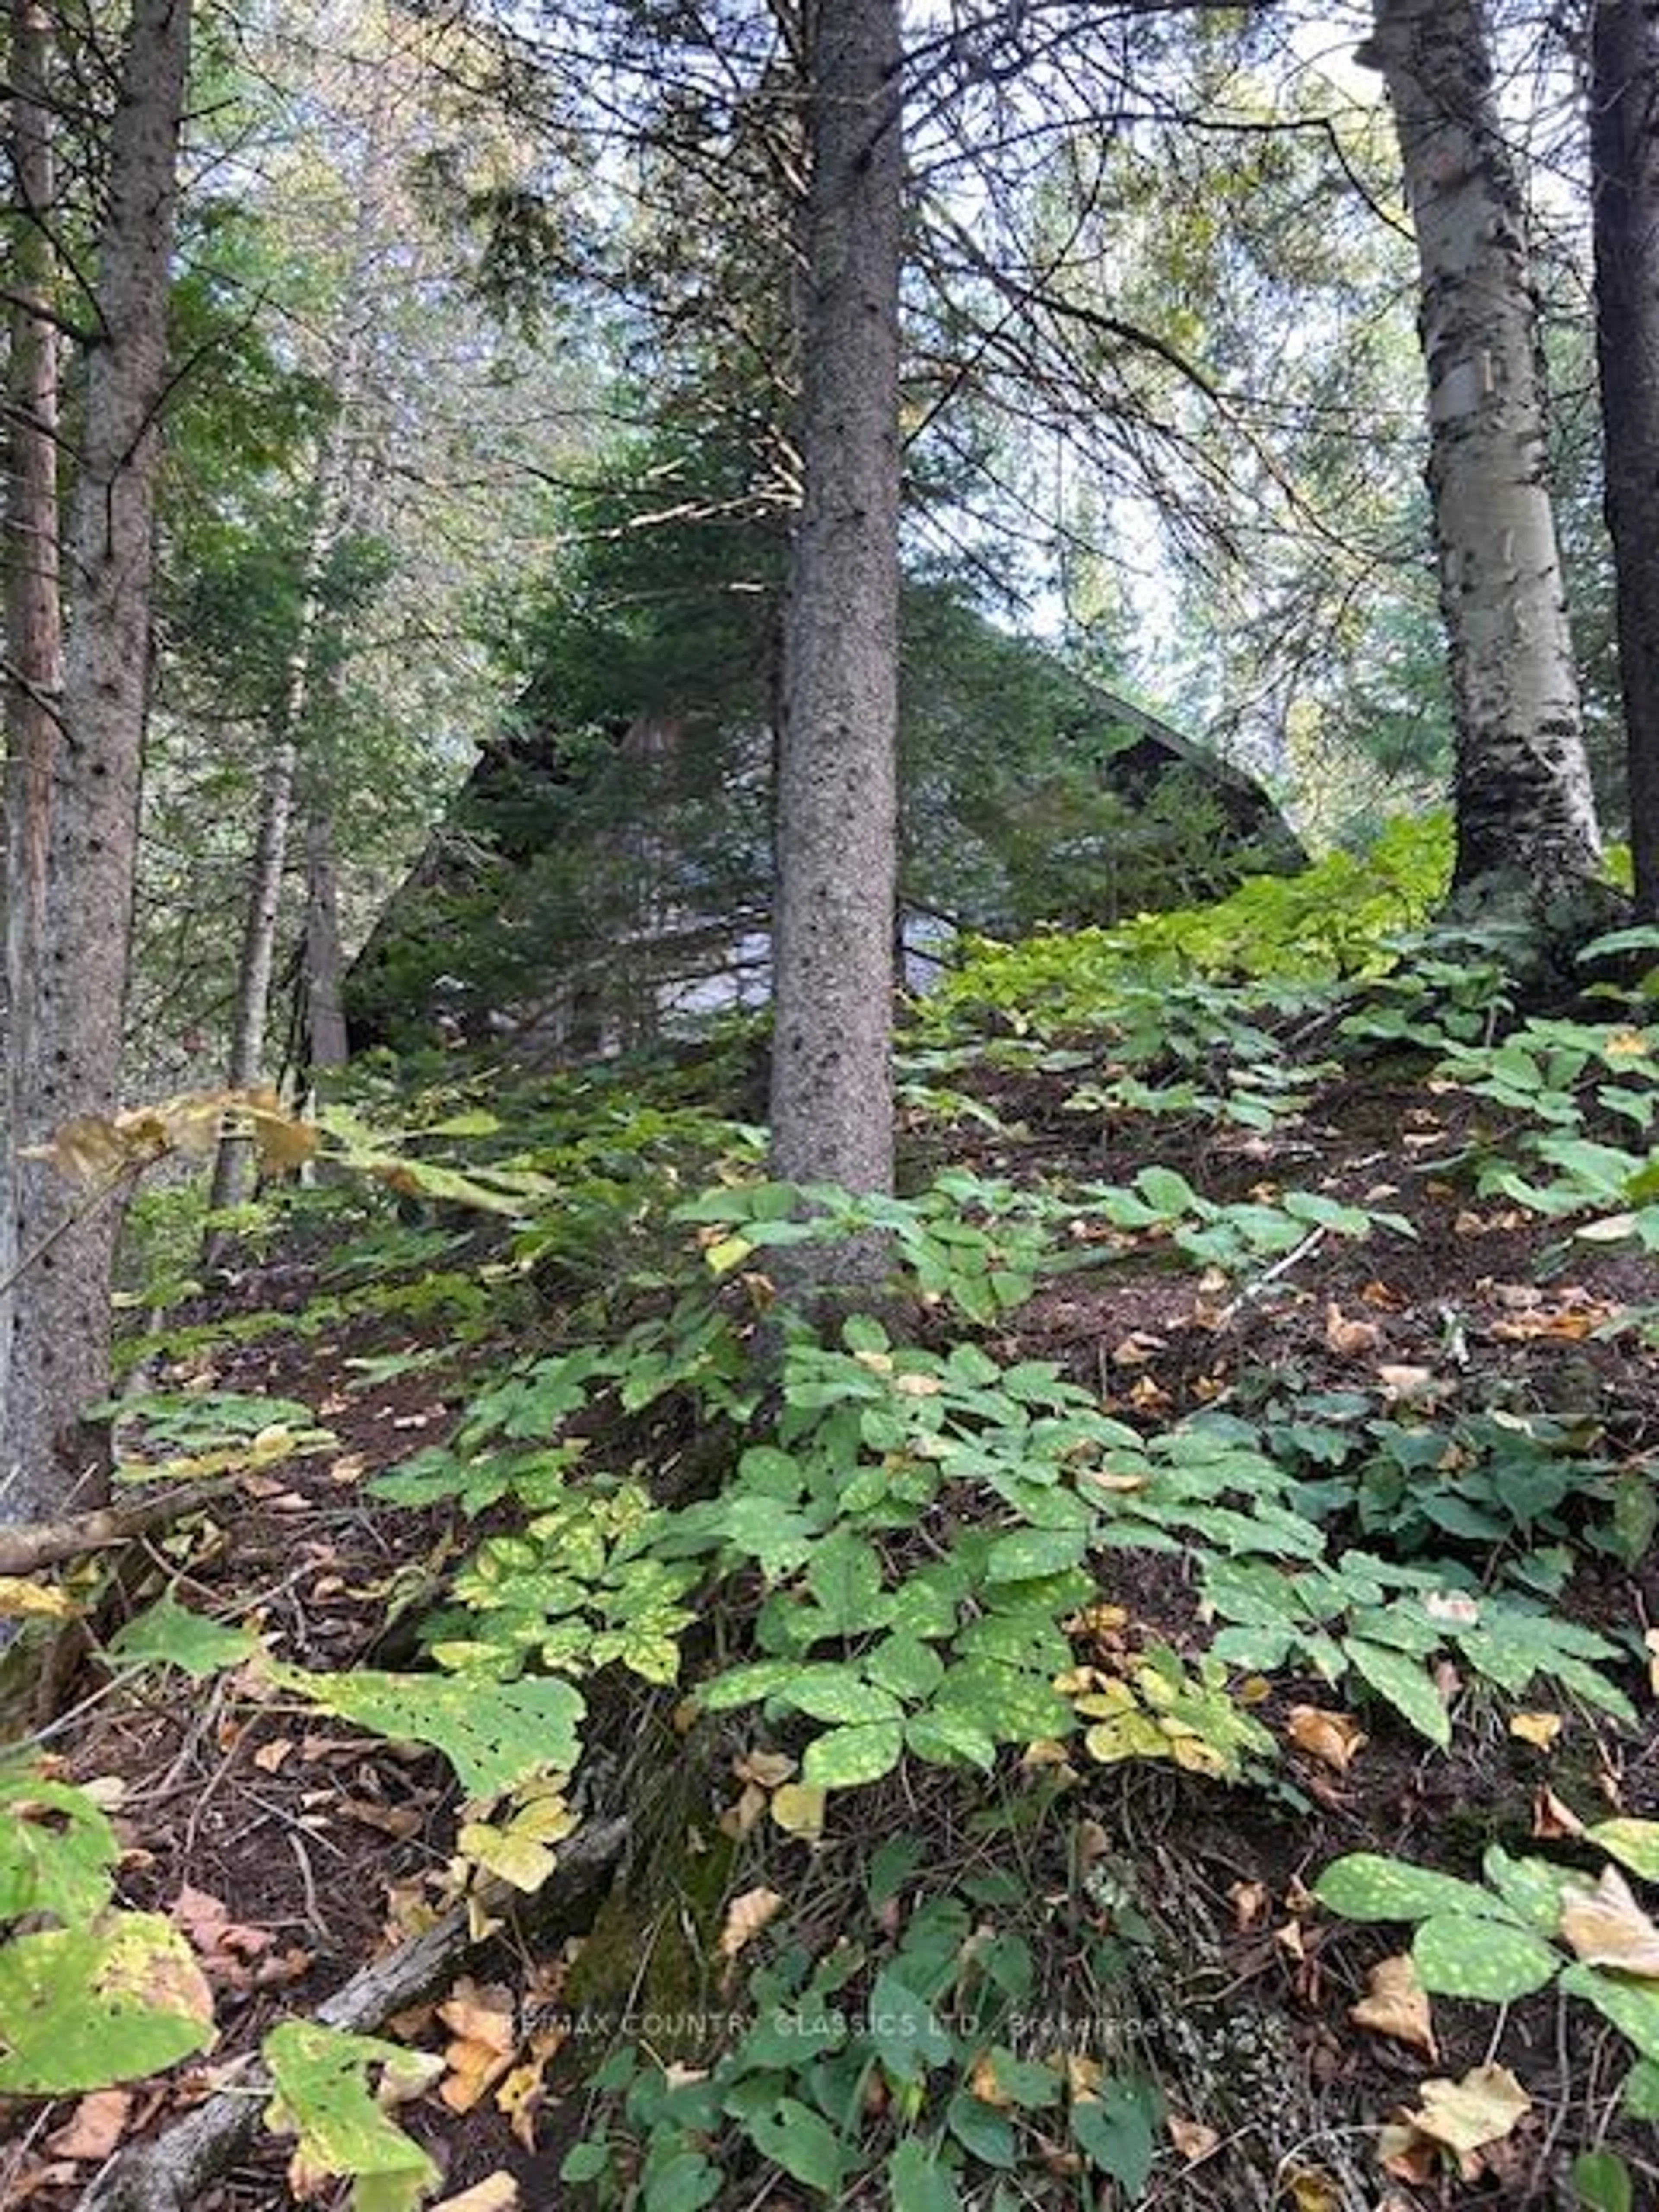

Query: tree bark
[0,0,65,1452]
[301,792,350,1074]
[1591,0,1659,921]
[769,0,903,1223]
[0,0,191,1526]
[1364,0,1604,922]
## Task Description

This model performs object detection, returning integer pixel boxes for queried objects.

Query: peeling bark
[769,0,903,1234]
[1365,0,1604,925]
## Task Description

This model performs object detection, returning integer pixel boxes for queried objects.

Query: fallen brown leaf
[47,2088,133,2161]
[718,1885,784,1962]
[1560,1866,1659,1977]
[1287,1705,1367,1774]
[1350,1953,1437,2060]
[1167,2114,1221,2162]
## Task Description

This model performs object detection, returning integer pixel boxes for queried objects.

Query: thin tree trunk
[1,0,64,1434]
[769,0,903,1227]
[1364,0,1604,922]
[0,0,190,1526]
[1591,0,1659,921]
[302,794,350,1073]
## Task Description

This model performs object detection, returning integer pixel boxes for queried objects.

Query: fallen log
[81,1814,629,2212]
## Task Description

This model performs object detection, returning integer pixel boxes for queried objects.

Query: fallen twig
[0,1478,233,1576]
[81,1813,629,2212]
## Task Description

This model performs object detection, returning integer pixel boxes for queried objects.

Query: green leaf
[291,1668,583,1796]
[110,1594,263,1678]
[1591,1821,1659,1884]
[1573,2149,1634,2212]
[867,1635,947,1703]
[888,2136,961,2212]
[744,2096,849,2194]
[905,1711,997,1771]
[0,1771,118,1920]
[0,1914,215,2092]
[1562,1964,1659,2063]
[1345,1638,1450,1747]
[946,2089,1016,2168]
[976,2045,1060,2110]
[698,1658,804,1711]
[1412,1915,1559,2001]
[641,2149,721,2212]
[983,1528,1088,1583]
[559,2139,612,2184]
[1073,2077,1161,2195]
[868,1969,955,2083]
[802,1722,904,1790]
[263,2022,439,2212]
[1483,1846,1576,1937]
[780,1667,904,1727]
[1622,2056,1659,2119]
[1314,1854,1508,1926]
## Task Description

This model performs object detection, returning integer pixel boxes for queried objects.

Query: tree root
[81,1814,629,2212]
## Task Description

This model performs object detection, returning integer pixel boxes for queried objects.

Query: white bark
[1365,0,1603,910]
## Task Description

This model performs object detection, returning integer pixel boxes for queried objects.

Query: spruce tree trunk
[1591,0,1659,921]
[0,0,64,1443]
[769,0,903,1226]
[0,0,190,1525]
[1365,0,1603,922]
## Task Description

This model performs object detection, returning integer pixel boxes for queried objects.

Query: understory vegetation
[9,823,1659,2210]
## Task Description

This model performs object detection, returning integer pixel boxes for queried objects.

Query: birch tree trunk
[1364,0,1604,926]
[1590,0,1659,921]
[769,0,903,1231]
[302,796,350,1073]
[0,0,190,1525]
[0,0,65,1439]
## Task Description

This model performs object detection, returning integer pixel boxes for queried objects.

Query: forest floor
[6,981,1659,2212]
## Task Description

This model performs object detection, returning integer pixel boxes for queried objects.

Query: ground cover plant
[7,831,1659,2211]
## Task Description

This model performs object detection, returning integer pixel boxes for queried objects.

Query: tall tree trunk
[1364,0,1604,924]
[302,794,350,1074]
[769,0,903,1225]
[0,0,190,1525]
[1590,0,1659,921]
[0,0,64,1442]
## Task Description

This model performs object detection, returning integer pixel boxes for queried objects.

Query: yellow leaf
[1509,1711,1562,1752]
[1560,1866,1659,1977]
[705,1235,753,1276]
[733,1750,796,1789]
[1285,2167,1343,2212]
[1350,1953,1437,2059]
[718,1885,784,1961]
[0,1575,78,1619]
[432,2177,520,2212]
[770,1783,828,1841]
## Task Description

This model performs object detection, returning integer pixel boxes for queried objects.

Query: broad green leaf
[1412,1915,1560,2001]
[1483,1846,1576,1936]
[983,1528,1088,1583]
[1345,1639,1449,1747]
[1622,2057,1659,2119]
[0,1771,118,1920]
[780,1667,903,1728]
[905,1711,997,1771]
[1591,1822,1659,1885]
[291,1668,583,1796]
[641,2149,721,2212]
[1315,1854,1510,1926]
[697,1659,803,1711]
[744,2096,849,2194]
[888,2136,961,2212]
[946,2089,1016,2167]
[868,1969,954,2083]
[263,2022,439,2212]
[866,1635,947,1703]
[1562,1964,1659,2062]
[976,2046,1060,2109]
[801,1721,904,1790]
[0,1914,215,2092]
[110,1594,263,1678]
[1573,2148,1634,2212]
[1072,2077,1161,2195]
